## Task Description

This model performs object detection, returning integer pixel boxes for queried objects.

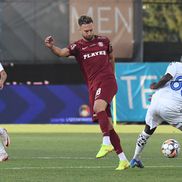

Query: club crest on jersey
[98,42,104,47]
[83,51,106,60]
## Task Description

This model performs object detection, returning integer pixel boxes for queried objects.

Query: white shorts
[145,94,182,129]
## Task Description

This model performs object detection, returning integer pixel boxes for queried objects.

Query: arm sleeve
[0,63,4,72]
[165,62,176,77]
[67,43,78,56]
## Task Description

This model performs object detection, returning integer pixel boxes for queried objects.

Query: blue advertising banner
[0,85,91,124]
[114,62,169,122]
[0,63,171,124]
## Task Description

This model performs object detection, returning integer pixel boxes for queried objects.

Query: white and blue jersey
[156,62,182,103]
[146,62,182,129]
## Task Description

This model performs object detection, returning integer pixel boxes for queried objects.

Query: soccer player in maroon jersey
[45,15,129,170]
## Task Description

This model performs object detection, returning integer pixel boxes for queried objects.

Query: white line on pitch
[146,166,182,168]
[1,166,182,170]
[11,156,96,160]
[0,166,114,170]
[11,156,182,160]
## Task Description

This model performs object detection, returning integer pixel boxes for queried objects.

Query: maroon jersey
[67,35,115,88]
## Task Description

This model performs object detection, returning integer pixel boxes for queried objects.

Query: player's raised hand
[45,36,54,49]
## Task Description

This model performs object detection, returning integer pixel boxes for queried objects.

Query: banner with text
[0,0,142,64]
[69,0,134,58]
[0,63,171,124]
[115,62,169,122]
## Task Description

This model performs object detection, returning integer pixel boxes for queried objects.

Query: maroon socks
[110,129,123,154]
[97,111,110,136]
[97,111,123,155]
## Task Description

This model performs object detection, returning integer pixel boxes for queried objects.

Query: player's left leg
[176,126,182,131]
[107,117,129,170]
[159,104,182,132]
[171,123,182,131]
[168,115,182,131]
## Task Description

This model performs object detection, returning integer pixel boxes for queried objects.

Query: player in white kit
[0,63,10,161]
[130,61,182,168]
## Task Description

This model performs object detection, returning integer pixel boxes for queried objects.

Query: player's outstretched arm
[150,73,173,89]
[0,70,7,90]
[45,36,70,57]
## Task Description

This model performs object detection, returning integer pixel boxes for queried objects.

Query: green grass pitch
[0,124,181,182]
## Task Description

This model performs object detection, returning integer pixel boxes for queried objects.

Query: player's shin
[110,129,130,170]
[133,131,151,160]
[97,111,110,138]
[110,129,123,154]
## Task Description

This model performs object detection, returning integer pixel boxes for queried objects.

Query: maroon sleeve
[67,42,78,56]
[105,37,113,54]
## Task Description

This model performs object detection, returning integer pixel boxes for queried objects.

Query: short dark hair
[78,15,93,26]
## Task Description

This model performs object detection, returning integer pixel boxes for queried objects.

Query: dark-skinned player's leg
[130,101,162,169]
[130,124,157,168]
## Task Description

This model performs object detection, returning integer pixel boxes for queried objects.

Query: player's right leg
[130,103,162,168]
[0,128,10,162]
[0,128,10,147]
[94,99,114,158]
[130,125,156,168]
[106,118,129,170]
[0,143,8,162]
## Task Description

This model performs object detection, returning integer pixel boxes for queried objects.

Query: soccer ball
[161,139,180,158]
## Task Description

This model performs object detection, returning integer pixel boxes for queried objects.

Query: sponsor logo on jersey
[70,44,76,50]
[98,42,104,47]
[82,46,88,50]
[83,51,106,60]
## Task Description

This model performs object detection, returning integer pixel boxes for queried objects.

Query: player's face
[80,23,94,41]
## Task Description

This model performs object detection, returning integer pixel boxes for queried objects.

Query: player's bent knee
[144,125,156,135]
[93,99,107,114]
[93,107,105,114]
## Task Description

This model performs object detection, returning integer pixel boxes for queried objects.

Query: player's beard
[83,35,94,41]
